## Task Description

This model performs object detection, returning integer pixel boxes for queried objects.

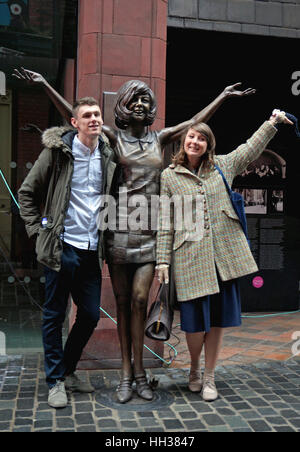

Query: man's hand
[12,67,46,85]
[223,82,256,98]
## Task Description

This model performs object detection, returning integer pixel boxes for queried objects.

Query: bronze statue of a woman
[13,67,255,402]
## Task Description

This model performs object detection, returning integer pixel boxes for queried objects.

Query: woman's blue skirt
[179,275,241,333]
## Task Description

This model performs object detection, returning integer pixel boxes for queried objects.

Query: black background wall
[166,28,300,311]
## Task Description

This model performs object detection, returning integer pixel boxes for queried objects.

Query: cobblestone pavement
[0,352,300,433]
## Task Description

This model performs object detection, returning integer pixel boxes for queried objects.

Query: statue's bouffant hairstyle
[173,123,216,172]
[114,80,157,129]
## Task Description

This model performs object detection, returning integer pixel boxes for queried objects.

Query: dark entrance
[166,28,300,311]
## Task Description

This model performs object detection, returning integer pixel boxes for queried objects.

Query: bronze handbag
[145,282,174,341]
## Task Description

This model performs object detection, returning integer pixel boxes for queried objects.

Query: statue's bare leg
[131,262,155,400]
[131,262,155,375]
[108,263,134,379]
[109,262,155,401]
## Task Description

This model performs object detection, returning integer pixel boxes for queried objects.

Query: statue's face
[127,93,151,122]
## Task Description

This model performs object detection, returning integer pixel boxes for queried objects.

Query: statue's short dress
[105,130,163,264]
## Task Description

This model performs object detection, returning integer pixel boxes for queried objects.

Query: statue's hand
[223,82,256,98]
[12,67,46,85]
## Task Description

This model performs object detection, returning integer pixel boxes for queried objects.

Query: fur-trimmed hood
[41,126,110,153]
[42,126,75,150]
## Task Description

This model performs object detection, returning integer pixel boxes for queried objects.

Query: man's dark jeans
[43,242,101,387]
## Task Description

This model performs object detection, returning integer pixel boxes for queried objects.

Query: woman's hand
[269,109,294,126]
[156,264,169,284]
[12,67,46,85]
[223,82,256,98]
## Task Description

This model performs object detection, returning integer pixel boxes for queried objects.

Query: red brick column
[77,0,168,130]
[74,0,168,369]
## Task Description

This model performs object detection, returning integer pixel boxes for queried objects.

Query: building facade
[0,0,299,359]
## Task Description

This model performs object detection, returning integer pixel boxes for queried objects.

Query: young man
[18,98,116,408]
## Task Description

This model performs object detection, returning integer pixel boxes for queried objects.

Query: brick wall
[15,89,50,188]
[168,0,300,38]
[28,0,54,35]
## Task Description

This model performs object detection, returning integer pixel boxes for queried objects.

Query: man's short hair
[72,97,100,118]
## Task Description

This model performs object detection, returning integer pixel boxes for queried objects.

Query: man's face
[71,104,103,139]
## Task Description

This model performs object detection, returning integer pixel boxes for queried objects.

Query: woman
[156,109,292,401]
[13,67,255,403]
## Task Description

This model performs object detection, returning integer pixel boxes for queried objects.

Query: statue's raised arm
[158,82,256,145]
[13,67,73,122]
[13,67,118,146]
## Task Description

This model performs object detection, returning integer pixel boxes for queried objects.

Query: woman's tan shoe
[188,369,203,393]
[201,378,218,401]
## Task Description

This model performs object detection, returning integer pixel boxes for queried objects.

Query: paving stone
[14,418,33,426]
[247,397,270,407]
[240,410,261,420]
[179,411,197,419]
[139,418,160,427]
[189,402,214,413]
[162,419,184,430]
[77,425,96,432]
[34,411,53,420]
[280,409,300,418]
[75,402,94,412]
[182,419,206,430]
[265,416,289,426]
[120,420,139,429]
[230,402,253,411]
[248,420,273,432]
[75,413,94,425]
[54,405,73,416]
[97,418,117,428]
[16,399,34,410]
[202,414,226,426]
[13,426,31,432]
[137,411,155,418]
[56,417,75,429]
[289,418,300,429]
[224,415,251,429]
[1,353,300,432]
[274,426,296,432]
[33,420,53,429]
[0,409,13,421]
[15,409,33,418]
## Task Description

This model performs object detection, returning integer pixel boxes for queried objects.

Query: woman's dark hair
[114,80,157,129]
[172,123,216,172]
[72,97,99,118]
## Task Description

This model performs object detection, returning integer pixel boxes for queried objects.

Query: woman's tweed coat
[156,121,277,301]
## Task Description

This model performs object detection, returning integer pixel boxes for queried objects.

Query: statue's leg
[108,263,134,377]
[108,263,136,403]
[131,262,155,400]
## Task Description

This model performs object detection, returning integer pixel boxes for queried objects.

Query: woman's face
[127,93,151,122]
[184,128,208,162]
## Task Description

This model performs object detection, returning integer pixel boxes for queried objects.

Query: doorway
[0,91,12,256]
